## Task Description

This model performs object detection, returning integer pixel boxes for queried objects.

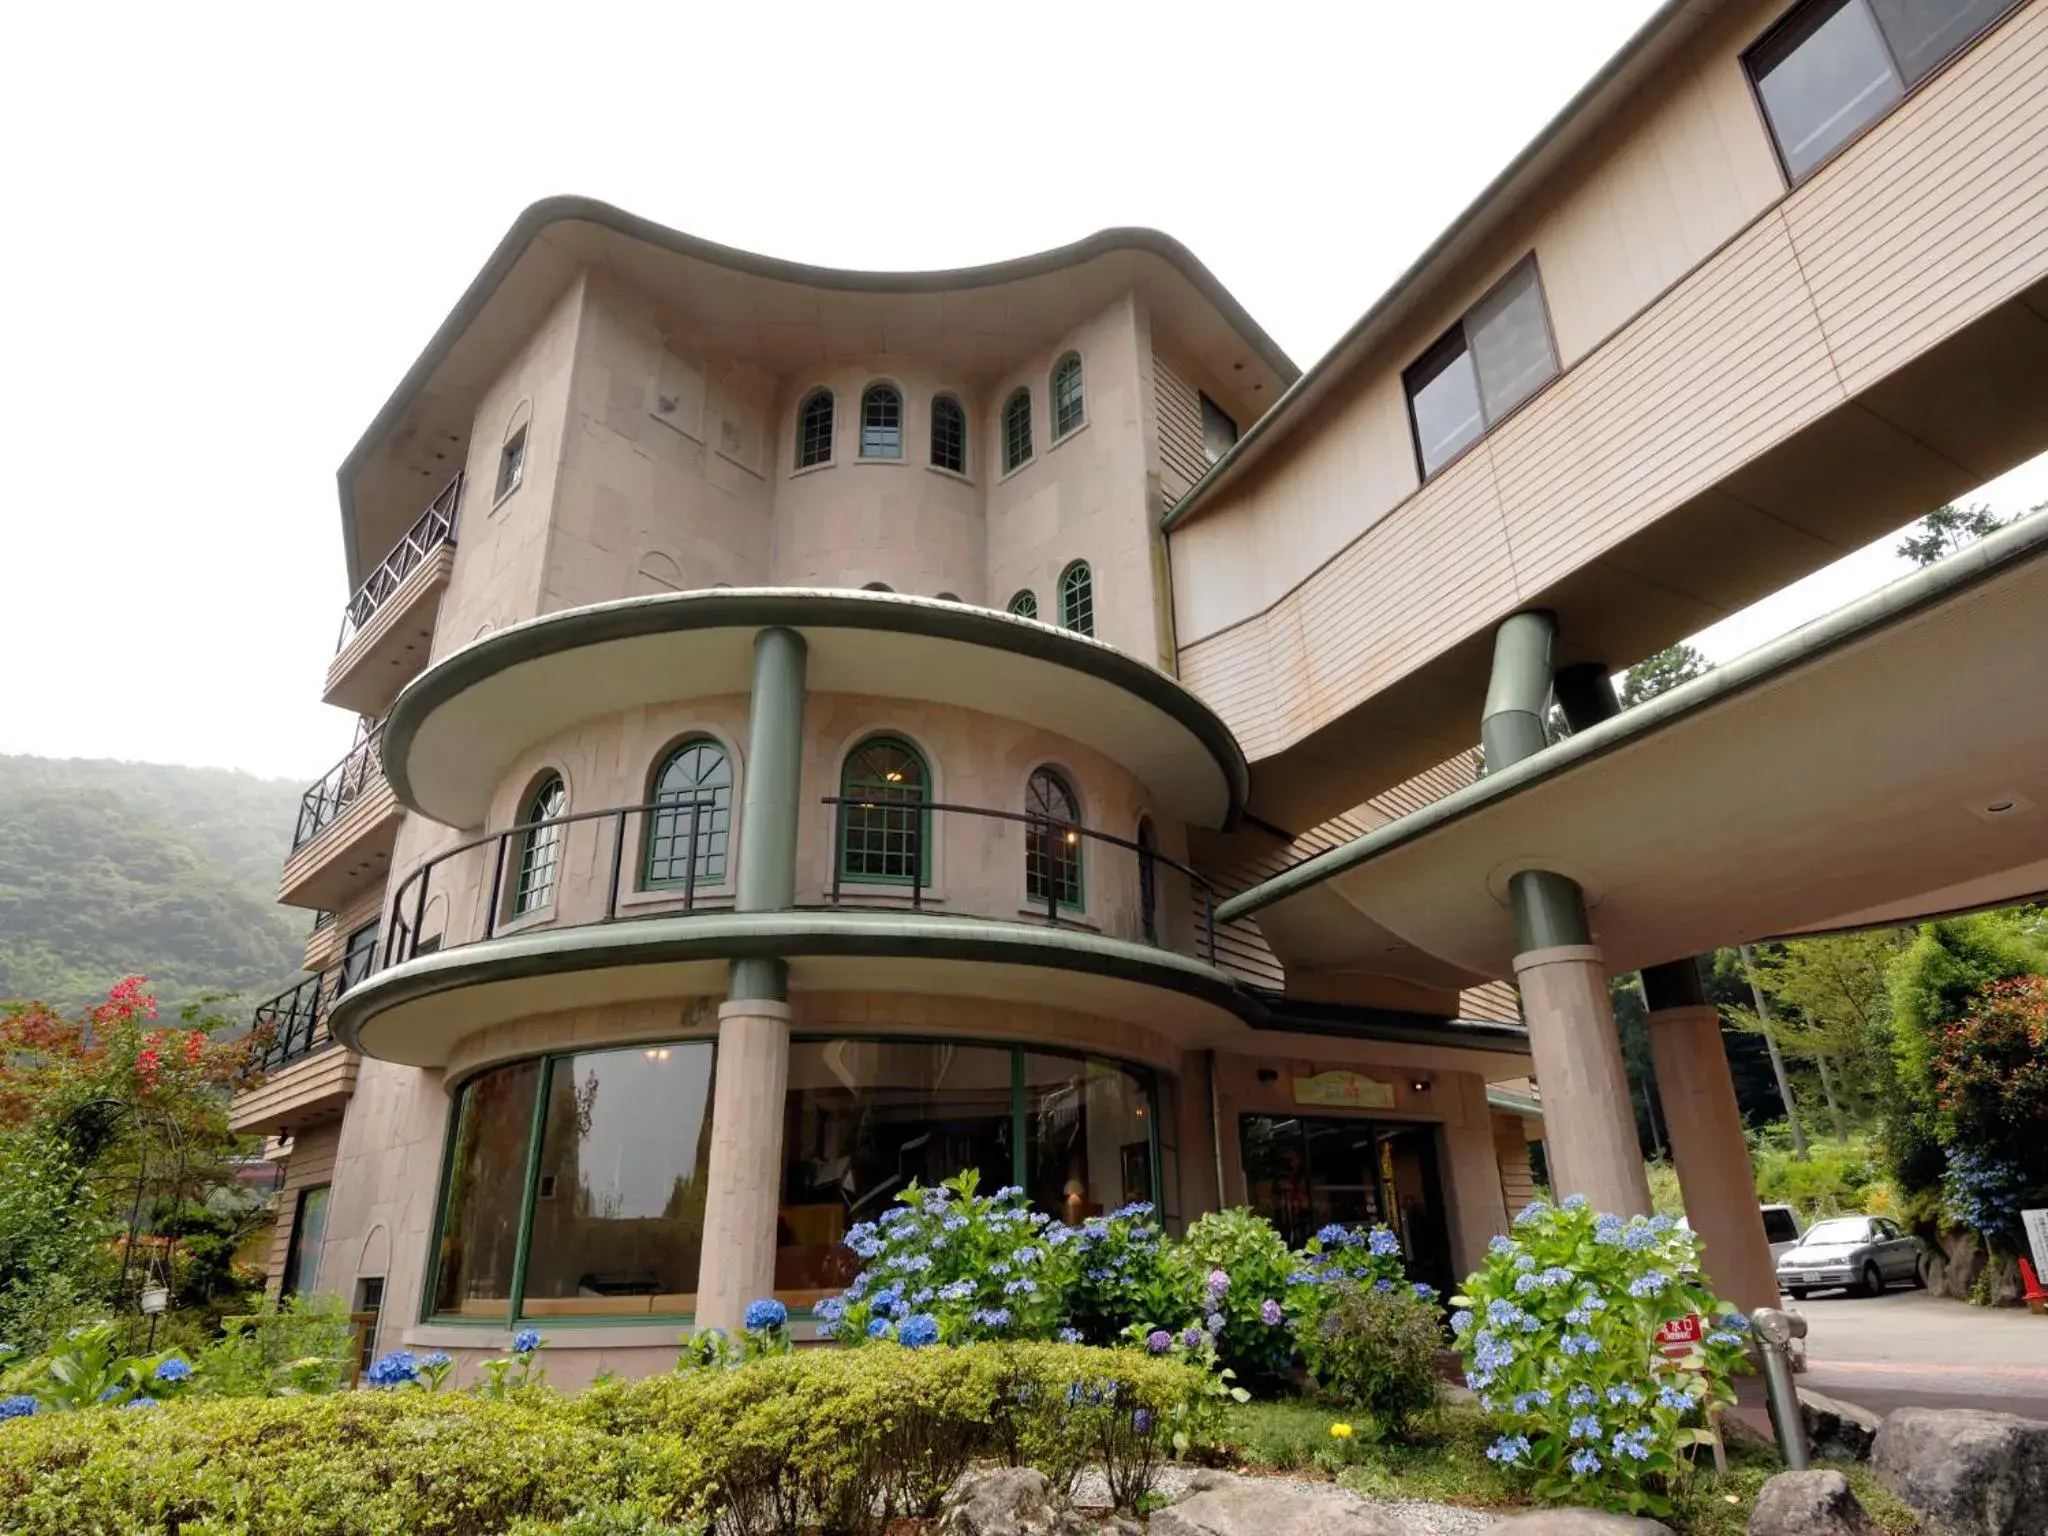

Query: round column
[1513,943,1652,1217]
[695,998,792,1330]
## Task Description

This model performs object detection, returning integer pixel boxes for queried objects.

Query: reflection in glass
[645,740,732,887]
[282,1184,329,1298]
[1753,0,1901,179]
[1026,1054,1153,1226]
[520,1044,716,1317]
[777,1041,1014,1302]
[1467,261,1557,425]
[430,1061,541,1319]
[1405,335,1484,476]
[1870,0,2009,85]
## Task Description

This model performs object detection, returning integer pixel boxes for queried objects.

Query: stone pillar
[1515,944,1654,1216]
[1440,1073,1513,1274]
[695,998,792,1330]
[1644,962,1781,1312]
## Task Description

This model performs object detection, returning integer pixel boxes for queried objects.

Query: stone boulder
[1798,1391,1883,1463]
[1746,1470,1874,1536]
[1151,1479,1405,1536]
[937,1468,1090,1536]
[1871,1407,2048,1536]
[1481,1513,1674,1535]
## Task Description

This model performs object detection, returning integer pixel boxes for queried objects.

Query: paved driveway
[1789,1290,2048,1419]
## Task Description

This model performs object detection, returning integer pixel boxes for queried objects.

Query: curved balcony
[324,473,461,716]
[231,962,363,1137]
[279,726,401,910]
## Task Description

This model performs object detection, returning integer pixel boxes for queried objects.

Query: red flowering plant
[1928,975,2048,1236]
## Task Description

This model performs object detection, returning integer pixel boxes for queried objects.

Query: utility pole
[1740,944,1807,1160]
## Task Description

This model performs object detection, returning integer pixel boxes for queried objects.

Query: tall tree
[1895,502,2011,567]
[1619,643,1709,708]
[1724,932,1901,1140]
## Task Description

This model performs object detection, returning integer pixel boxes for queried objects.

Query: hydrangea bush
[1452,1198,1750,1518]
[1176,1208,1295,1382]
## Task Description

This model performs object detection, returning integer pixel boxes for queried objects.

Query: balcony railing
[293,725,385,852]
[336,472,462,654]
[241,972,329,1081]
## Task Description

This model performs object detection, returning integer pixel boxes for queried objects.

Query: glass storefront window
[777,1040,1014,1305]
[521,1043,716,1318]
[430,1060,541,1320]
[1024,1054,1153,1226]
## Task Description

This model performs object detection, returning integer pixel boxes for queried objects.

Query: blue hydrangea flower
[1488,1234,1516,1255]
[938,1280,973,1302]
[1594,1214,1626,1246]
[1569,1448,1603,1476]
[1368,1226,1401,1257]
[365,1351,419,1388]
[870,1286,903,1320]
[511,1328,543,1354]
[1607,1384,1646,1407]
[1486,1298,1520,1327]
[1560,1194,1590,1212]
[1510,1389,1552,1413]
[744,1298,789,1331]
[122,1396,158,1410]
[1450,1308,1475,1336]
[1314,1223,1351,1247]
[1514,1201,1548,1226]
[1713,1313,1751,1333]
[1206,1311,1226,1331]
[1057,1326,1083,1343]
[1486,1434,1531,1464]
[995,1186,1024,1201]
[1373,1279,1394,1293]
[1649,1214,1677,1234]
[866,1317,891,1339]
[0,1395,36,1419]
[815,1297,846,1325]
[897,1314,940,1348]
[1658,1384,1696,1410]
[880,1206,914,1226]
[1567,1384,1597,1408]
[153,1357,193,1383]
[1560,1332,1601,1357]
[971,1307,1013,1329]
[421,1352,453,1370]
[1612,1427,1653,1461]
[1413,1282,1437,1302]
[1622,1223,1660,1252]
[1287,1269,1316,1286]
[1708,1330,1745,1346]
[1474,1334,1517,1373]
[1004,1278,1038,1297]
[1570,1414,1603,1440]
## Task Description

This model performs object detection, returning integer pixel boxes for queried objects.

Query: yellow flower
[1329,1422,1354,1440]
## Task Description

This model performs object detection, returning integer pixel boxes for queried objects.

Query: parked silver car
[1775,1215,1925,1299]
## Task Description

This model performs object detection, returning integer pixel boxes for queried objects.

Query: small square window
[1199,393,1239,465]
[495,426,528,501]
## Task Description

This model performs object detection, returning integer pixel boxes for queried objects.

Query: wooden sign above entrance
[1293,1071,1395,1109]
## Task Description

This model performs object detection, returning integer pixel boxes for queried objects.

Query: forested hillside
[0,756,308,1008]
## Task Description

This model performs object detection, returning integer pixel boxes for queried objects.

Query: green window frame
[1058,561,1094,637]
[837,735,931,887]
[1051,352,1084,439]
[1007,589,1038,620]
[643,738,732,888]
[1002,388,1033,473]
[796,388,834,469]
[860,384,903,460]
[930,395,967,474]
[1024,767,1083,911]
[510,774,566,917]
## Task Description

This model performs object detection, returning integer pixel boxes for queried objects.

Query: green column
[1482,611,1593,944]
[731,625,807,1003]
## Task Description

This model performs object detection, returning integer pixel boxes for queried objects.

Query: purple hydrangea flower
[1260,1298,1284,1326]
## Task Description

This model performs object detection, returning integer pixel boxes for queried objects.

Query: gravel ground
[1068,1464,1498,1536]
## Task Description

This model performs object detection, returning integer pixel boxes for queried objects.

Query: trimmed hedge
[0,1343,1211,1536]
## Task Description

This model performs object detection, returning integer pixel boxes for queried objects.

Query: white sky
[3,2,2042,782]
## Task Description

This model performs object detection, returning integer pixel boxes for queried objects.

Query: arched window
[860,384,903,459]
[510,774,567,917]
[644,739,732,889]
[1137,817,1159,944]
[930,395,967,474]
[1051,353,1085,439]
[1002,388,1033,473]
[838,736,930,886]
[1025,768,1082,912]
[1059,561,1094,637]
[935,591,961,603]
[1007,589,1038,620]
[861,582,894,593]
[796,389,834,469]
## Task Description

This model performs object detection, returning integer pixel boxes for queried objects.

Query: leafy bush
[194,1292,358,1397]
[1751,1136,1888,1222]
[1299,1282,1442,1439]
[1177,1208,1295,1383]
[1452,1198,1749,1520]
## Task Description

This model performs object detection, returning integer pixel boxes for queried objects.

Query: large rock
[937,1468,1090,1536]
[1151,1480,1404,1536]
[1871,1407,2048,1536]
[1747,1470,1874,1536]
[1482,1514,1674,1535]
[1798,1390,1883,1463]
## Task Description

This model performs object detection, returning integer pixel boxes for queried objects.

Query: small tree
[1619,644,1709,709]
[1895,502,2012,567]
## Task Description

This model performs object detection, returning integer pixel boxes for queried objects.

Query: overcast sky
[3,2,2042,783]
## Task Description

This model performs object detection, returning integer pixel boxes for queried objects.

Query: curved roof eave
[337,194,1299,579]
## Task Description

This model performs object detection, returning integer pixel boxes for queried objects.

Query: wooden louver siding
[1154,352,1210,507]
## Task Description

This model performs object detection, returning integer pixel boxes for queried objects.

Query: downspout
[1481,612,1590,950]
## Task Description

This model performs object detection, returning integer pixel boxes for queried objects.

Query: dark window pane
[431,1061,541,1320]
[1059,562,1093,637]
[1870,0,2009,84]
[1200,393,1239,464]
[1405,332,1484,476]
[1024,769,1083,910]
[1467,261,1557,424]
[1752,0,1902,180]
[511,776,566,917]
[1003,390,1033,472]
[337,922,378,994]
[282,1185,329,1297]
[520,1043,716,1318]
[838,737,930,885]
[861,386,903,459]
[1007,589,1038,620]
[1763,1207,1801,1243]
[1024,1055,1153,1225]
[1052,355,1085,438]
[797,390,834,468]
[496,427,527,500]
[645,740,731,887]
[777,1040,1015,1302]
[931,396,967,474]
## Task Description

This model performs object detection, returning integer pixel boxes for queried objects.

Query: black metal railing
[336,472,462,654]
[385,798,721,965]
[241,970,336,1081]
[821,796,1221,963]
[292,724,387,852]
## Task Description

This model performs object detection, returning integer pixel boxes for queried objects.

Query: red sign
[1655,1314,1703,1357]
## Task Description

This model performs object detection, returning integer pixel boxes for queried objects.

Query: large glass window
[510,775,567,918]
[1024,1055,1153,1225]
[430,1060,542,1320]
[520,1044,717,1317]
[796,389,835,469]
[1051,353,1085,439]
[1747,0,2012,182]
[1403,257,1557,478]
[1002,389,1033,473]
[860,384,903,460]
[281,1184,329,1298]
[1024,768,1083,911]
[837,736,931,886]
[931,395,967,474]
[644,739,732,888]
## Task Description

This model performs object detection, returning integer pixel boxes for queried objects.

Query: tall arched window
[1025,768,1082,912]
[1059,561,1094,637]
[644,739,732,889]
[510,774,567,918]
[931,395,967,474]
[860,384,903,459]
[1051,353,1085,439]
[1137,816,1159,944]
[1002,389,1033,473]
[838,736,931,886]
[796,389,834,469]
[1007,589,1038,620]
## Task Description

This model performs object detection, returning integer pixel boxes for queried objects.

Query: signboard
[2024,1209,2048,1278]
[1654,1314,1703,1358]
[1293,1071,1396,1109]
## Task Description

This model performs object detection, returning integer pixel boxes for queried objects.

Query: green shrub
[1751,1137,1888,1223]
[1177,1208,1295,1384]
[194,1292,359,1397]
[1299,1282,1442,1439]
